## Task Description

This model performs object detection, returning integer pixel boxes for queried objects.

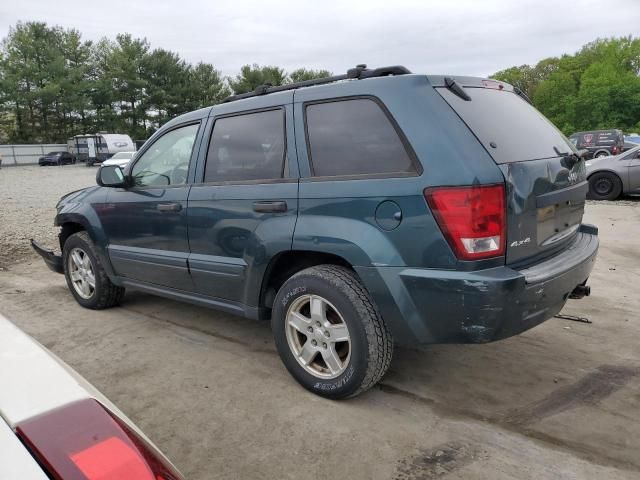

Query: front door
[187,100,298,307]
[100,122,202,290]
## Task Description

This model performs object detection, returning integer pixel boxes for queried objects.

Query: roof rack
[222,64,411,103]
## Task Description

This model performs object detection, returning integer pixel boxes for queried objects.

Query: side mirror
[96,165,126,187]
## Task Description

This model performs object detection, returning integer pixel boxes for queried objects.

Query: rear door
[435,79,587,265]
[187,95,298,306]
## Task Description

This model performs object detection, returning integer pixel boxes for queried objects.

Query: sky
[1,0,638,78]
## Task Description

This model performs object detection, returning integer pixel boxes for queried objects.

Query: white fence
[0,144,69,166]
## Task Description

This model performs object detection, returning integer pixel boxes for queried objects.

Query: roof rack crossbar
[222,64,411,103]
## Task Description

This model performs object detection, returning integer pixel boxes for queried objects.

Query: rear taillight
[612,146,618,154]
[16,399,182,480]
[424,184,506,260]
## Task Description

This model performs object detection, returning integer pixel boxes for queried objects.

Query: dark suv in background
[568,129,625,158]
[33,65,598,399]
[38,151,75,166]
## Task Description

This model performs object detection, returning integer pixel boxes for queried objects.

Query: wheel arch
[58,221,86,251]
[593,149,610,158]
[56,212,118,281]
[587,169,623,183]
[258,250,355,316]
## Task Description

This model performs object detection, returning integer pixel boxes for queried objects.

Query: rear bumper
[356,224,599,346]
[30,240,64,274]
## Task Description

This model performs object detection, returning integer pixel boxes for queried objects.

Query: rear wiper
[513,86,532,105]
[444,77,471,101]
[576,149,589,159]
[554,146,589,159]
[554,147,589,169]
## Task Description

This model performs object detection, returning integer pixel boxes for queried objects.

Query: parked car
[38,151,75,166]
[568,129,625,158]
[33,65,598,399]
[68,134,136,166]
[586,144,640,200]
[0,313,183,479]
[101,151,136,169]
[624,134,640,151]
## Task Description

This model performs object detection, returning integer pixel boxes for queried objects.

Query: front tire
[63,231,125,309]
[588,172,622,200]
[272,265,393,399]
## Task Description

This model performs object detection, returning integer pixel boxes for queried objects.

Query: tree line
[0,21,638,144]
[0,22,330,143]
[490,36,640,136]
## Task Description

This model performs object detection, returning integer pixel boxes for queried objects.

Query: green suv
[33,65,598,399]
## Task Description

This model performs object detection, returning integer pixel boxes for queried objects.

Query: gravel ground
[0,164,96,267]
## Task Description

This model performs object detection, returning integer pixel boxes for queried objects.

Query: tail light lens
[612,146,618,154]
[424,184,506,260]
[16,399,182,480]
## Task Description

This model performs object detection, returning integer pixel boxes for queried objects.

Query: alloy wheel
[285,294,351,379]
[68,247,96,299]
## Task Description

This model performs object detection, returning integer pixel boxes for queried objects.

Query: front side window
[305,98,415,177]
[131,123,199,187]
[204,109,285,183]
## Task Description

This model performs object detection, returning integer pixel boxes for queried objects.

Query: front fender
[55,196,119,283]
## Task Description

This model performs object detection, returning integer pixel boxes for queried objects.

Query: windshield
[436,87,576,163]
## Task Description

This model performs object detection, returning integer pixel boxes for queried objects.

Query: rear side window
[204,109,285,183]
[437,87,575,164]
[305,98,416,177]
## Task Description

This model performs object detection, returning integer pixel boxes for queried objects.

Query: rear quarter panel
[292,74,505,269]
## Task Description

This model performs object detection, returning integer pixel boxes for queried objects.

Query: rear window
[437,87,575,164]
[305,98,416,177]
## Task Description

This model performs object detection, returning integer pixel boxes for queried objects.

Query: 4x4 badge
[510,237,531,247]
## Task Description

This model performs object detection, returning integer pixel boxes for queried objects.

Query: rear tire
[63,231,125,309]
[272,265,393,399]
[595,152,609,158]
[588,172,622,200]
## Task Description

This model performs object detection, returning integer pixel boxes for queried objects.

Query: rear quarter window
[305,98,417,177]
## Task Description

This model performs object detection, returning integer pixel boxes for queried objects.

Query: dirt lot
[1,164,640,479]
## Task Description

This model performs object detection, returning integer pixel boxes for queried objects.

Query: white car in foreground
[101,151,136,169]
[0,313,183,480]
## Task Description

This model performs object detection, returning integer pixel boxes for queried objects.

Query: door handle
[252,201,288,213]
[157,202,182,212]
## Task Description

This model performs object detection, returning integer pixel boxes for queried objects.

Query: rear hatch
[432,76,587,266]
